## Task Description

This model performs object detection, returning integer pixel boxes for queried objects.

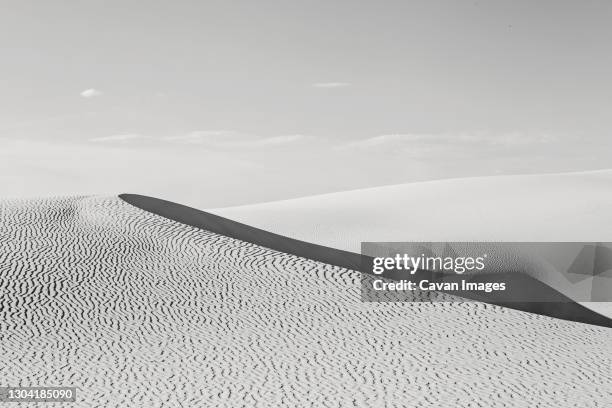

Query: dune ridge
[121,194,612,327]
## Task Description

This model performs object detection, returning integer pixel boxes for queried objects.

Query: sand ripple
[0,196,611,407]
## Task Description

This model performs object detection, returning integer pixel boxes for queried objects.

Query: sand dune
[211,171,612,316]
[1,195,611,407]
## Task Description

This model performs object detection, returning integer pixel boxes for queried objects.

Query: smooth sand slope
[1,196,611,407]
[211,170,612,251]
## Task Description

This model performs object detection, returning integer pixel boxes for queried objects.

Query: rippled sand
[1,196,611,407]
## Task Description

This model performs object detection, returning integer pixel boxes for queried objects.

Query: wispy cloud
[252,134,304,146]
[164,130,305,149]
[312,82,351,88]
[80,88,103,98]
[163,130,237,144]
[86,130,306,148]
[338,131,559,161]
[89,134,146,143]
[343,131,557,151]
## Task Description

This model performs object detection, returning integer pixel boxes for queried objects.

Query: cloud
[252,134,304,146]
[312,82,351,88]
[80,88,103,98]
[339,131,559,161]
[343,131,557,151]
[164,130,305,149]
[86,130,306,148]
[89,134,146,143]
[163,130,238,144]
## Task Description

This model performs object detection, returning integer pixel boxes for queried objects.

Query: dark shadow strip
[119,194,612,328]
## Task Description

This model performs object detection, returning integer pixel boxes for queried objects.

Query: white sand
[1,196,611,407]
[211,170,612,252]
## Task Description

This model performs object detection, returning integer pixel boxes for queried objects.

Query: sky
[1,1,611,207]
